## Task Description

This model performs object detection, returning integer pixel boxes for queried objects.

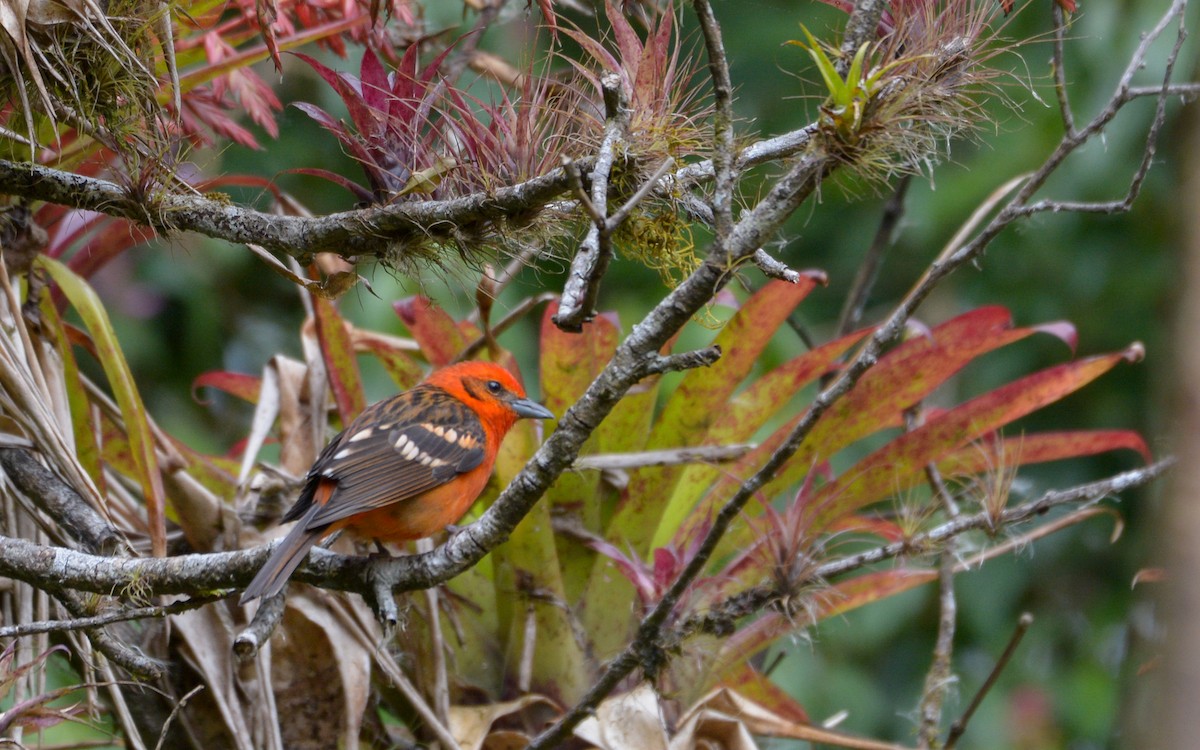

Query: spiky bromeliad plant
[0,232,1157,746]
[162,281,1142,747]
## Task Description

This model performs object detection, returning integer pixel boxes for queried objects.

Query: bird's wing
[294,386,487,528]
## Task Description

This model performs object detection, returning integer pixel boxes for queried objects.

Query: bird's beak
[510,397,555,420]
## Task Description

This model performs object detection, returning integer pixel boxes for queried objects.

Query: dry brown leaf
[574,682,669,750]
[275,353,322,477]
[670,708,756,750]
[172,605,262,750]
[235,357,285,488]
[448,694,559,750]
[676,688,912,750]
[481,729,535,750]
[0,256,106,518]
[275,592,375,750]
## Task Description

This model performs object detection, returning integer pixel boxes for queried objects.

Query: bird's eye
[486,380,503,394]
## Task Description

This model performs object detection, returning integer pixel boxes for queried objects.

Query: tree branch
[0,448,123,555]
[676,459,1171,639]
[0,594,221,639]
[555,74,630,331]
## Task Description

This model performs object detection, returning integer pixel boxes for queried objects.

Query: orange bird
[241,361,554,603]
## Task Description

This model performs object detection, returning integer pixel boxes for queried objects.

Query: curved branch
[0,159,575,258]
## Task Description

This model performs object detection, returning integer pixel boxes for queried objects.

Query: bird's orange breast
[331,464,493,543]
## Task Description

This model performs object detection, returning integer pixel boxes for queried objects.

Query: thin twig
[1128,82,1200,98]
[570,443,754,471]
[607,157,675,230]
[456,292,557,361]
[0,594,219,639]
[751,248,802,283]
[911,403,962,748]
[820,459,1172,579]
[491,240,546,299]
[564,158,604,224]
[917,457,960,748]
[692,0,736,239]
[836,175,912,338]
[57,591,168,680]
[944,613,1034,749]
[1011,0,1187,219]
[641,346,723,376]
[1050,4,1077,137]
[416,536,451,728]
[153,685,205,750]
[343,603,464,750]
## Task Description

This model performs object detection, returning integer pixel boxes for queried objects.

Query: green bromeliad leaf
[38,256,168,556]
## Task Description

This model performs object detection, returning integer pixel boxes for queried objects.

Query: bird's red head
[424,361,555,437]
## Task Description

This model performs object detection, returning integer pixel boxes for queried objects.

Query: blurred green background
[74,1,1193,747]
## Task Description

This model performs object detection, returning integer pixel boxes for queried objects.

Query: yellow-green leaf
[38,256,167,556]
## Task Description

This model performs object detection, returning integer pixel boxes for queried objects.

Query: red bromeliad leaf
[180,89,263,148]
[670,310,1088,554]
[808,345,1144,529]
[585,537,658,605]
[45,212,155,275]
[806,308,1072,454]
[824,513,907,543]
[632,1,674,113]
[815,568,936,620]
[393,296,472,366]
[351,329,424,390]
[192,371,262,404]
[0,686,86,733]
[178,14,368,92]
[713,328,868,442]
[285,168,375,203]
[311,293,366,424]
[937,430,1151,478]
[653,329,870,551]
[292,52,377,137]
[715,664,811,725]
[755,308,1076,501]
[606,0,645,87]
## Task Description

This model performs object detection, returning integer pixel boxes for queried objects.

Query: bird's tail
[240,506,325,604]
